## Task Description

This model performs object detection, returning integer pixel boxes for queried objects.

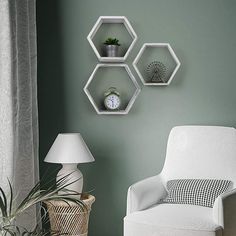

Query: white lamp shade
[44,133,95,164]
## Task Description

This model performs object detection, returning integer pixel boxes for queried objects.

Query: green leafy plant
[0,174,87,236]
[103,37,121,46]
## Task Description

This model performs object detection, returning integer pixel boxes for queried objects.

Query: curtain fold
[0,0,38,230]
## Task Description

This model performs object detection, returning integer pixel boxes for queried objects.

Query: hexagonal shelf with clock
[87,16,137,62]
[133,43,181,86]
[84,64,141,115]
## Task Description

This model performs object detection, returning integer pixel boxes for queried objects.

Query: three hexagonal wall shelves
[84,16,181,115]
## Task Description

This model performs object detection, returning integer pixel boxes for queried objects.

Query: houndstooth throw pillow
[162,179,232,207]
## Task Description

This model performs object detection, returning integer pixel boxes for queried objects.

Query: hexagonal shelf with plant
[87,16,137,62]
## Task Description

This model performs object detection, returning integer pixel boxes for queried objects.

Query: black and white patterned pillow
[162,179,232,207]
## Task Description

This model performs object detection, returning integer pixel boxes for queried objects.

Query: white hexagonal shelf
[87,16,137,62]
[84,64,141,115]
[133,43,181,86]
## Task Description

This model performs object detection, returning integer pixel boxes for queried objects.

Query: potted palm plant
[0,174,88,235]
[103,37,121,57]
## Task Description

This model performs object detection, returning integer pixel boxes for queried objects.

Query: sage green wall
[37,0,236,235]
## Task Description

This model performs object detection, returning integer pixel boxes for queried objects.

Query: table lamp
[44,133,94,194]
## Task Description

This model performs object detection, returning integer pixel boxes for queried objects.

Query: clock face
[104,94,121,110]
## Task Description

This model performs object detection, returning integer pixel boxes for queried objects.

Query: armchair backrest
[161,126,236,187]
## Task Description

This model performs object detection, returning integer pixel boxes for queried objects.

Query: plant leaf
[0,187,8,218]
[7,179,13,217]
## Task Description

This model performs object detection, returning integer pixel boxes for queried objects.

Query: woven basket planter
[45,194,95,236]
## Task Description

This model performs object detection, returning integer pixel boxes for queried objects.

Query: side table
[45,194,95,236]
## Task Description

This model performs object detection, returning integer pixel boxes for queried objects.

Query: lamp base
[57,164,83,197]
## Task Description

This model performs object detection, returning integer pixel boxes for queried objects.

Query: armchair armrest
[213,188,236,234]
[126,174,167,215]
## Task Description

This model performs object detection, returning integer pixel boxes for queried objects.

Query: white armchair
[124,126,236,236]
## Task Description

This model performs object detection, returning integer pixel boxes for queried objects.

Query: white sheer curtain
[0,0,38,229]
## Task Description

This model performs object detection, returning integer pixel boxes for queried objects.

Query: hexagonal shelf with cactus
[87,16,137,62]
[84,64,141,115]
[133,43,181,86]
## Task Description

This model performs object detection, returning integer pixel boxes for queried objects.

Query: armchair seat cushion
[124,203,222,236]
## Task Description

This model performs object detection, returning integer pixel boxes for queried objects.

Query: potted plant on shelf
[0,174,88,235]
[103,37,121,57]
